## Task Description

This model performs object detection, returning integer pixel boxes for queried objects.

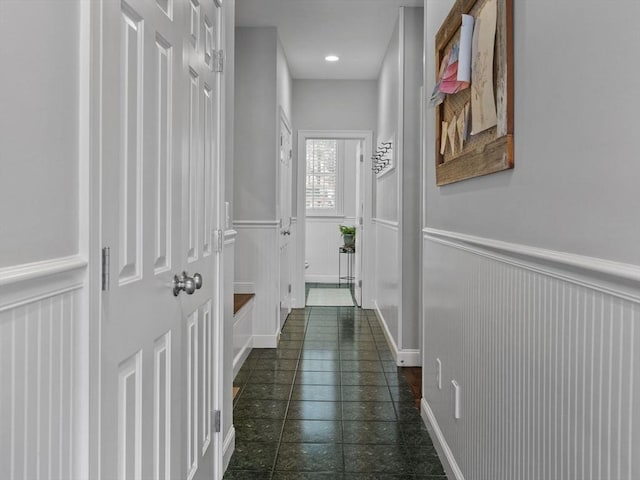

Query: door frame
[85,2,227,478]
[294,130,374,309]
[86,2,103,478]
[277,108,293,328]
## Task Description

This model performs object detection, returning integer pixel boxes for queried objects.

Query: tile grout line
[268,308,309,479]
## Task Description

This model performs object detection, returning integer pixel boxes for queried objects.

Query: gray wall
[0,1,80,267]
[376,18,400,223]
[400,8,423,351]
[424,1,640,265]
[292,79,378,211]
[374,8,423,355]
[422,0,640,477]
[234,27,278,220]
[222,0,235,460]
[293,80,378,132]
[224,0,236,226]
[277,38,293,124]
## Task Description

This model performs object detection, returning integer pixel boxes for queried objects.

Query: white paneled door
[279,113,293,330]
[100,1,223,479]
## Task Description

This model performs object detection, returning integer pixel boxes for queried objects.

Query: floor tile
[341,371,388,386]
[291,384,341,402]
[298,359,340,371]
[223,469,271,479]
[342,421,404,444]
[287,401,342,420]
[345,474,421,480]
[384,371,403,385]
[252,358,299,371]
[388,384,418,403]
[234,417,284,443]
[341,342,378,351]
[413,446,447,476]
[339,350,380,361]
[272,473,344,480]
[341,360,383,372]
[228,298,446,479]
[278,340,304,350]
[282,419,342,443]
[234,399,288,420]
[295,371,340,385]
[341,385,392,402]
[399,421,435,446]
[275,442,344,472]
[303,340,338,350]
[394,401,423,422]
[260,348,301,360]
[239,383,292,401]
[343,444,415,475]
[250,369,296,385]
[280,332,305,341]
[300,349,340,360]
[227,441,278,471]
[342,401,397,421]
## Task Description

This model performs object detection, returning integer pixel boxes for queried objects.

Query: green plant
[339,225,356,236]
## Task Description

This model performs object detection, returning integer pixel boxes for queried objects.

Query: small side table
[338,246,355,290]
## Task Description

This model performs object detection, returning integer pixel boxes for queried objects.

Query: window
[305,139,343,216]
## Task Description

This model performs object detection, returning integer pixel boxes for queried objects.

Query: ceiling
[236,0,423,80]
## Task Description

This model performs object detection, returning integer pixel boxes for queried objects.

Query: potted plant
[339,225,356,249]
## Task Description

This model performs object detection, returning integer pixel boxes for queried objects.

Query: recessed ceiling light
[325,55,340,62]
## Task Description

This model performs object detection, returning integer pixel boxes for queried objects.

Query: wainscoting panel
[305,216,356,283]
[422,229,640,480]
[0,260,84,480]
[233,221,279,347]
[374,219,399,350]
[222,230,237,470]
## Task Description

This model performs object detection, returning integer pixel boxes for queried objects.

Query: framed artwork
[432,0,514,186]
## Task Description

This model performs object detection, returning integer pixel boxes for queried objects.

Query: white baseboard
[373,301,421,367]
[421,398,465,480]
[304,274,339,283]
[373,300,398,359]
[251,333,280,348]
[396,349,421,366]
[234,282,255,294]
[233,337,253,378]
[222,426,236,473]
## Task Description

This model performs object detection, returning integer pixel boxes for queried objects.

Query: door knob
[193,273,203,290]
[173,272,197,296]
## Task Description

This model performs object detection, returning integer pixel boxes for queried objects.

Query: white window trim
[305,139,345,217]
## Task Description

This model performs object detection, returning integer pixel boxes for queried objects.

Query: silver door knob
[173,272,197,296]
[193,273,203,290]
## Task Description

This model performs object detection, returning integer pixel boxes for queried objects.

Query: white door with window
[354,140,364,307]
[100,0,223,479]
[279,113,293,329]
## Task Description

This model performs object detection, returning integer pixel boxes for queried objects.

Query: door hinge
[360,154,364,163]
[288,284,292,294]
[358,216,363,226]
[213,50,224,72]
[101,247,110,291]
[214,229,224,253]
[358,279,362,288]
[213,410,221,433]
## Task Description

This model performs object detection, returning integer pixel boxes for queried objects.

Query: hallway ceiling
[236,0,423,80]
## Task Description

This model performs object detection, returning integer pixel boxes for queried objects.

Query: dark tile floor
[225,302,447,479]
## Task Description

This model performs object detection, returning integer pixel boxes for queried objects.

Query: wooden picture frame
[434,0,513,186]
